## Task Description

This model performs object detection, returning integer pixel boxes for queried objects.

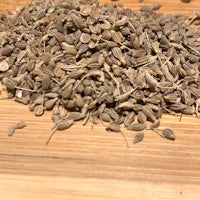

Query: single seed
[162,128,176,140]
[106,123,120,132]
[133,132,144,144]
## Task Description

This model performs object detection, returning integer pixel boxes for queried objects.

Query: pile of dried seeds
[0,0,199,144]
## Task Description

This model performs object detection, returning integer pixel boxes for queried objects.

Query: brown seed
[152,3,162,10]
[58,105,67,118]
[71,13,85,29]
[44,98,58,110]
[0,60,9,72]
[67,112,84,121]
[115,115,125,124]
[0,46,13,56]
[142,106,156,122]
[101,112,112,122]
[1,0,200,146]
[106,123,120,132]
[56,119,74,131]
[127,123,146,131]
[42,75,50,90]
[54,32,66,43]
[150,120,160,129]
[2,77,18,90]
[124,112,135,127]
[162,128,176,140]
[104,108,119,121]
[42,53,51,65]
[74,94,84,107]
[80,5,92,16]
[46,119,74,145]
[34,105,44,116]
[80,33,91,44]
[112,47,125,64]
[110,30,122,43]
[115,16,128,27]
[52,114,61,123]
[133,132,144,144]
[62,84,73,99]
[137,111,147,124]
[54,17,64,33]
[61,42,77,55]
[145,71,158,88]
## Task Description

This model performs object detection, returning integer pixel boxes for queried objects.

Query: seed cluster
[0,0,199,144]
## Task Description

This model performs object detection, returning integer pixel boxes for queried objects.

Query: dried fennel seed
[0,0,199,144]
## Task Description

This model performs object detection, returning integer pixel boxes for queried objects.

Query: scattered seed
[162,128,176,140]
[127,123,146,131]
[133,132,144,144]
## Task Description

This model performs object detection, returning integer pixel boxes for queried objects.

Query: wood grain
[0,0,200,199]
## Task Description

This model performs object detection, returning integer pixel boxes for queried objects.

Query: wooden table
[0,0,200,199]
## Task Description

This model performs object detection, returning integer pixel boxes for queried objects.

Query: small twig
[179,113,183,122]
[120,130,129,148]
[162,107,181,119]
[150,128,164,138]
[46,128,57,145]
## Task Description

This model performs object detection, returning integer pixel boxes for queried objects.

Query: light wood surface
[0,0,200,200]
